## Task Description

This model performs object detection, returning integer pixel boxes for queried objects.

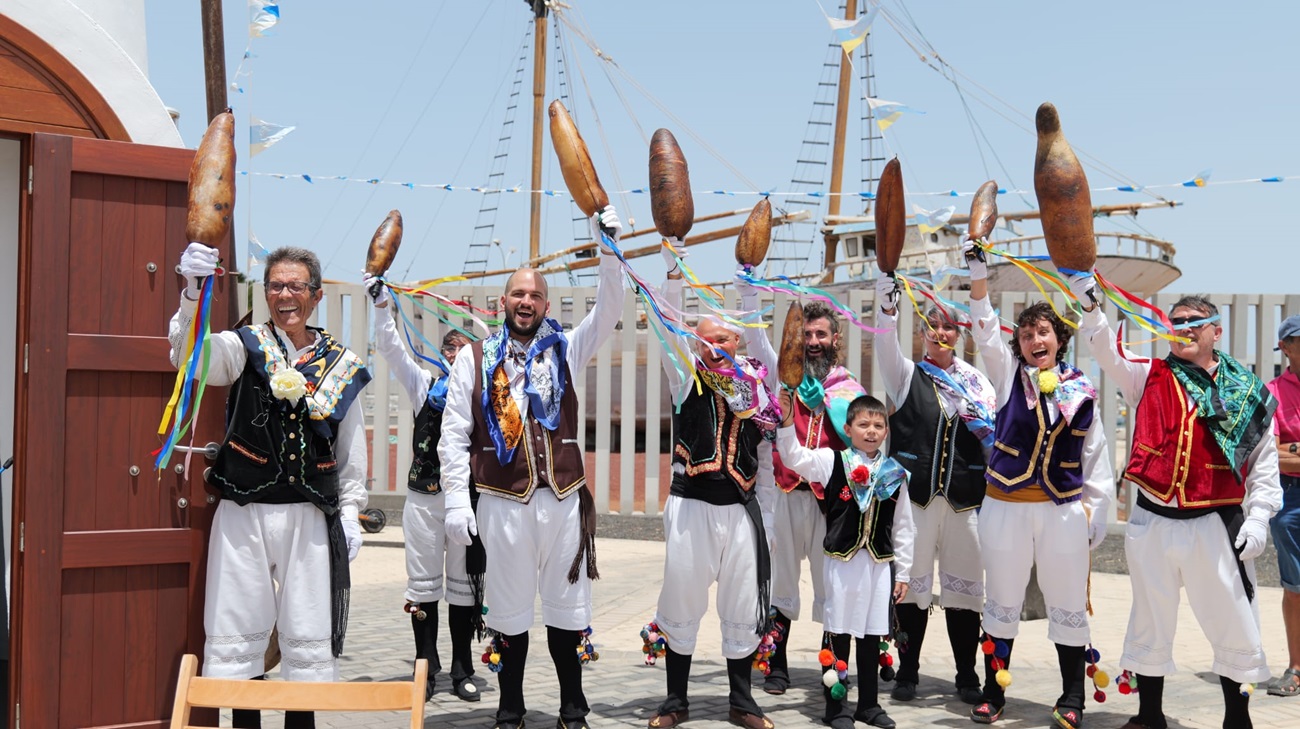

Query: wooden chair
[169,654,427,729]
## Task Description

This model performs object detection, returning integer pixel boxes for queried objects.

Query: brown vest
[468,341,586,503]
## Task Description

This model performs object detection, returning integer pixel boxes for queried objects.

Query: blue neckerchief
[428,375,449,412]
[917,359,996,450]
[479,318,569,466]
[840,449,908,512]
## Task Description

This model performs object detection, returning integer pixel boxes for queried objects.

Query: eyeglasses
[267,281,313,295]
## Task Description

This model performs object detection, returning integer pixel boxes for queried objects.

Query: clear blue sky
[144,1,1299,293]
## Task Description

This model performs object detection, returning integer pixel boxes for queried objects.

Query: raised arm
[169,296,247,386]
[968,294,1016,408]
[737,272,779,388]
[371,300,433,412]
[655,274,696,404]
[567,211,627,372]
[1074,282,1151,409]
[873,275,914,407]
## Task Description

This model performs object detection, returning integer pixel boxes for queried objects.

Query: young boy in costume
[775,391,915,729]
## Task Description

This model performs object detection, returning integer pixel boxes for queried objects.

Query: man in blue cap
[1268,315,1300,697]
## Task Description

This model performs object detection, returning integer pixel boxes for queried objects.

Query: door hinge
[26,164,32,194]
[18,522,23,553]
[23,343,28,374]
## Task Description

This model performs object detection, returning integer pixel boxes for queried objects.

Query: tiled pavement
[236,528,1300,728]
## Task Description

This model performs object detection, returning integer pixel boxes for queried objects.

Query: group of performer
[169,208,1283,729]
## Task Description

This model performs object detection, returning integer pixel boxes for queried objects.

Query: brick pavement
[236,530,1300,729]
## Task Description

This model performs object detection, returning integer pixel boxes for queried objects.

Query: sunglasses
[1169,314,1219,330]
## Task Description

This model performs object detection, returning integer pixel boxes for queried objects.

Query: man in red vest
[1073,278,1280,729]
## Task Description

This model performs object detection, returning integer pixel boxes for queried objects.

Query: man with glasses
[170,244,372,729]
[1072,281,1280,729]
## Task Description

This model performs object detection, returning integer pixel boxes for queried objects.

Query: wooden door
[16,134,234,728]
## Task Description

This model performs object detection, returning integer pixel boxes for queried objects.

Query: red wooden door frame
[17,133,234,727]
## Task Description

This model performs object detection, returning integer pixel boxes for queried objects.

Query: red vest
[1125,359,1245,508]
[773,397,846,498]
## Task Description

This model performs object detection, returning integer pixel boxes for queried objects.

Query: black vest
[409,387,443,494]
[822,455,900,562]
[888,364,987,512]
[670,384,761,506]
[207,326,369,513]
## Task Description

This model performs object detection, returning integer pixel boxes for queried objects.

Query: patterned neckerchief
[1168,352,1276,478]
[918,356,996,449]
[479,318,569,465]
[839,448,907,512]
[696,356,781,438]
[1019,361,1096,423]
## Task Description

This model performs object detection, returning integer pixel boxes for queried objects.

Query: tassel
[567,485,600,584]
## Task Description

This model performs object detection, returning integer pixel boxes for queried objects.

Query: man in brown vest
[438,208,625,729]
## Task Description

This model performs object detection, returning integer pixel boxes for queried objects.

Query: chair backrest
[169,654,427,729]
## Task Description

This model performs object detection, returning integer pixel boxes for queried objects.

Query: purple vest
[985,371,1094,505]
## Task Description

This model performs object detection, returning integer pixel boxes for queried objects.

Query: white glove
[1235,516,1269,561]
[875,274,900,313]
[662,237,683,276]
[1067,273,1098,310]
[1087,513,1107,551]
[444,505,478,547]
[590,206,623,251]
[341,505,363,562]
[962,239,987,281]
[179,242,220,299]
[362,273,390,308]
[735,265,758,300]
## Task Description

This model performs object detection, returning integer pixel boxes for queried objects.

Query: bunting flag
[251,118,296,156]
[826,7,878,54]
[250,0,280,37]
[912,204,955,235]
[247,232,270,272]
[1183,168,1212,188]
[866,97,924,131]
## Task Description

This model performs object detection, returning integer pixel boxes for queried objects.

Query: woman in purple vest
[962,241,1114,729]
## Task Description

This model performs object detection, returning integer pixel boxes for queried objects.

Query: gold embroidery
[994,441,1021,457]
[231,441,268,465]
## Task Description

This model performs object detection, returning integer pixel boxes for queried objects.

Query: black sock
[894,603,928,685]
[448,604,477,683]
[494,631,529,724]
[854,635,882,719]
[821,633,853,723]
[1135,675,1167,729]
[1054,643,1086,712]
[946,608,982,689]
[412,601,441,688]
[727,656,762,716]
[980,636,1013,707]
[765,609,792,685]
[231,675,266,728]
[547,626,590,722]
[659,646,692,713]
[1219,675,1253,729]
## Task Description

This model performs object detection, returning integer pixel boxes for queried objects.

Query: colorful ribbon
[153,273,217,474]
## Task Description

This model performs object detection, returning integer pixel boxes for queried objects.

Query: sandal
[1268,667,1300,697]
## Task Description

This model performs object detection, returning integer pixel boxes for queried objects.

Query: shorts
[1270,475,1300,593]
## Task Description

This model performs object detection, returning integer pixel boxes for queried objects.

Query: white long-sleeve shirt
[373,304,436,414]
[168,297,368,512]
[1077,306,1281,522]
[969,295,1113,519]
[874,309,992,417]
[438,252,625,511]
[775,426,914,581]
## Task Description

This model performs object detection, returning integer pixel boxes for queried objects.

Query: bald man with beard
[764,301,866,695]
[439,208,625,729]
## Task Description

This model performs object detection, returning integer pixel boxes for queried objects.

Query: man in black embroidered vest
[963,242,1114,729]
[365,273,484,703]
[875,277,995,705]
[439,208,625,729]
[646,263,781,729]
[171,244,371,729]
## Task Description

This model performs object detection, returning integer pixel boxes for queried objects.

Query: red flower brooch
[850,465,870,484]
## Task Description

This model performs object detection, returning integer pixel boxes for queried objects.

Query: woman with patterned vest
[172,244,372,729]
[776,390,914,729]
[646,265,781,729]
[1071,279,1280,729]
[963,242,1114,729]
[438,208,624,729]
[873,276,994,705]
[363,274,483,703]
[764,301,865,695]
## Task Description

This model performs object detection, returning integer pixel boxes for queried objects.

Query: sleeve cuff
[444,488,472,511]
[341,504,359,522]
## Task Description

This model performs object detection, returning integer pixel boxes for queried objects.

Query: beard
[505,309,543,339]
[804,346,837,383]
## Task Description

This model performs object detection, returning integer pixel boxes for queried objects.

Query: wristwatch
[1290,443,1297,454]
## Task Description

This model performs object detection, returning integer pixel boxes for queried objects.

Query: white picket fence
[244,282,1300,521]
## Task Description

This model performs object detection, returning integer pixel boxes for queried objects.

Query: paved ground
[238,527,1300,729]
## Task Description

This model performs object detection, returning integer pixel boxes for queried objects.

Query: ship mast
[527,0,549,260]
[822,1,856,282]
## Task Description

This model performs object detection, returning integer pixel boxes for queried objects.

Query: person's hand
[661,239,682,277]
[875,274,900,313]
[362,273,390,308]
[341,505,363,562]
[893,581,909,604]
[591,206,622,251]
[179,242,220,299]
[962,239,987,281]
[1087,512,1107,551]
[1067,273,1098,311]
[735,265,758,300]
[1235,516,1269,561]
[778,388,794,426]
[445,505,478,547]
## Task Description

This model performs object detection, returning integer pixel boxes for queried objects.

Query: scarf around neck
[1019,361,1096,424]
[840,448,908,513]
[1168,352,1276,479]
[918,357,996,450]
[480,318,569,465]
[696,356,781,439]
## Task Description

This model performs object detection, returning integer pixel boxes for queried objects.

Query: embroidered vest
[468,342,586,503]
[1124,359,1246,508]
[772,396,845,497]
[888,364,987,511]
[671,383,761,505]
[985,371,1093,504]
[408,386,444,494]
[822,456,901,562]
[208,325,370,512]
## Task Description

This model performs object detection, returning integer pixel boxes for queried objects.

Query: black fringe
[743,496,772,635]
[567,485,600,584]
[465,486,488,639]
[326,511,352,657]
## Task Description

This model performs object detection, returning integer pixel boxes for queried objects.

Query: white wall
[0,139,18,634]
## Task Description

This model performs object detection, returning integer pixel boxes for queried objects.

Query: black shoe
[556,719,590,729]
[1051,706,1081,729]
[855,707,895,729]
[890,681,917,702]
[493,722,525,729]
[424,675,436,703]
[453,676,481,702]
[762,675,789,695]
[970,702,1003,724]
[957,685,984,705]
